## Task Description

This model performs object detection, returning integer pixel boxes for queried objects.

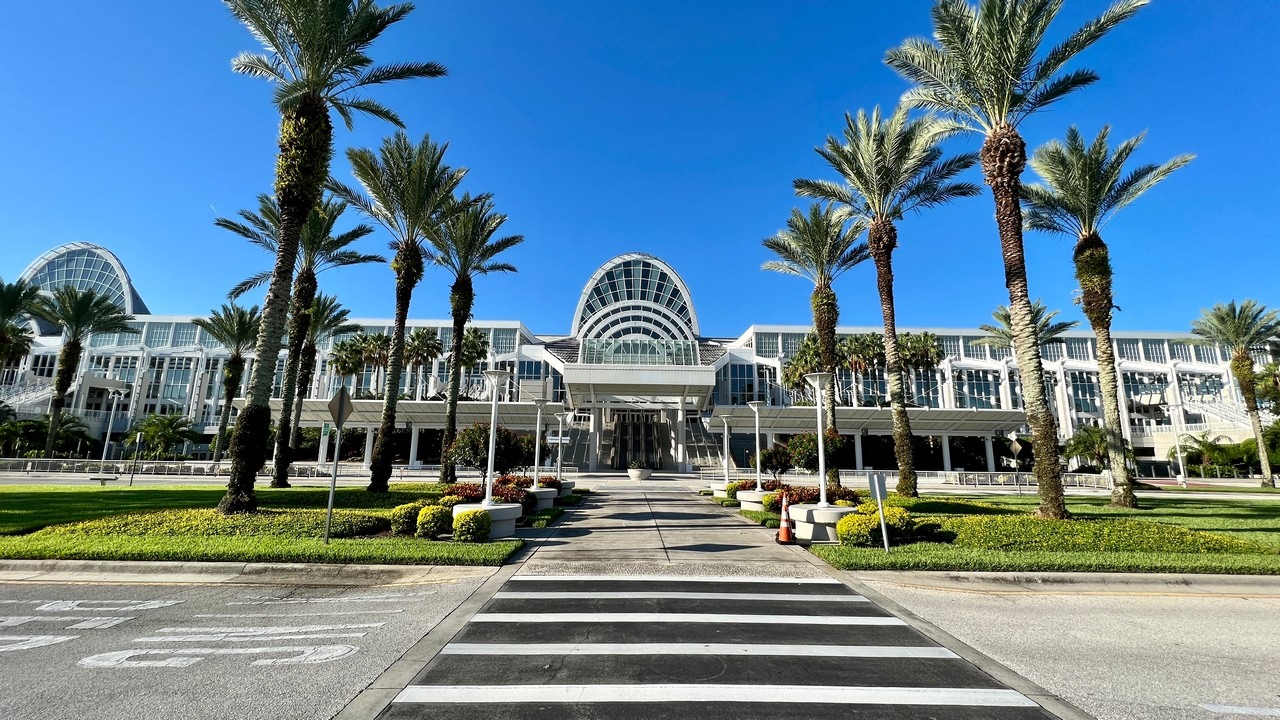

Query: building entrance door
[614,411,663,470]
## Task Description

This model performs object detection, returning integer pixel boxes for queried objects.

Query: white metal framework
[571,253,700,340]
[18,241,150,315]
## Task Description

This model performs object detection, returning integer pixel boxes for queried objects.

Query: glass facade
[955,369,1001,409]
[580,338,699,365]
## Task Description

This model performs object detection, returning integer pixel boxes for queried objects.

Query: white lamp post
[719,414,732,487]
[531,399,549,479]
[482,368,513,506]
[805,372,834,507]
[100,389,127,466]
[748,400,763,491]
[554,411,568,483]
[1163,402,1187,479]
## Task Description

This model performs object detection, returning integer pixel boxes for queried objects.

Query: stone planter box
[452,502,522,540]
[710,480,728,498]
[627,468,652,481]
[526,487,557,511]
[557,481,576,497]
[737,489,769,512]
[788,504,858,544]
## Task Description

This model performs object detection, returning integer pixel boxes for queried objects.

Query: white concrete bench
[89,476,118,486]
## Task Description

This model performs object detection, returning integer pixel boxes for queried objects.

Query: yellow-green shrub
[390,502,429,535]
[941,515,1267,554]
[452,509,492,543]
[415,506,453,539]
[437,495,466,509]
[836,507,914,547]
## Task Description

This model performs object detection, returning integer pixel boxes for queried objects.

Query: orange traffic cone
[776,492,795,545]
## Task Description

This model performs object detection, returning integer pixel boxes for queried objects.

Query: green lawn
[0,482,520,566]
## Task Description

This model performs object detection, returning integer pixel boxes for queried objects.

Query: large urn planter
[788,504,858,544]
[627,468,652,481]
[452,502,522,539]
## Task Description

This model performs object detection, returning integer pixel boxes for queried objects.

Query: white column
[984,435,996,472]
[999,363,1014,409]
[941,434,952,471]
[362,427,375,469]
[317,428,329,465]
[676,406,687,471]
[1055,363,1073,439]
[588,408,599,471]
[854,433,864,470]
[766,432,776,449]
[408,427,420,468]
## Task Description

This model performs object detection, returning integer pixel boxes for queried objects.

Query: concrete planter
[737,489,768,512]
[526,487,557,511]
[627,468,652,481]
[556,481,576,497]
[452,502,522,540]
[710,480,728,498]
[788,504,857,544]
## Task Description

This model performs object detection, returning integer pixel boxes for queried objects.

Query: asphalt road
[860,578,1280,720]
[0,577,485,720]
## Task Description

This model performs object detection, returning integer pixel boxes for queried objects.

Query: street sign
[321,422,331,439]
[327,386,353,429]
[867,472,891,553]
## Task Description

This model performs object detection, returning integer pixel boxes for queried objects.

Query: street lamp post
[554,411,568,484]
[805,372,834,507]
[1164,402,1187,480]
[719,414,732,487]
[531,399,549,480]
[482,368,513,506]
[100,389,127,467]
[748,400,763,491]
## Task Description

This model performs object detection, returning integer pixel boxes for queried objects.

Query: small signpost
[323,387,353,545]
[867,472,891,553]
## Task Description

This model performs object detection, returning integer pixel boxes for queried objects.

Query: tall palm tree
[354,333,391,396]
[886,0,1146,519]
[1021,125,1193,507]
[428,195,523,483]
[218,194,382,487]
[36,287,137,457]
[1176,430,1232,479]
[782,334,822,393]
[219,0,445,513]
[1190,301,1280,487]
[330,131,468,491]
[193,303,262,463]
[288,294,360,455]
[1063,423,1133,471]
[796,105,979,496]
[842,333,885,405]
[899,332,944,407]
[329,335,368,393]
[976,300,1078,349]
[0,278,45,365]
[405,327,442,399]
[129,413,200,460]
[763,203,870,428]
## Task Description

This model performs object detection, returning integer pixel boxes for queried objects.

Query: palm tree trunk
[981,124,1068,519]
[440,276,474,484]
[271,269,317,488]
[1074,232,1136,507]
[1233,355,1274,487]
[369,267,415,492]
[213,356,245,463]
[811,282,839,431]
[869,221,918,497]
[220,94,332,514]
[44,339,83,457]
[288,342,318,455]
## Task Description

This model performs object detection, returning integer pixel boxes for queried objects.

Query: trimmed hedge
[495,475,534,489]
[445,483,485,502]
[415,506,452,539]
[940,515,1269,554]
[437,495,466,509]
[390,502,429,535]
[725,480,757,500]
[837,507,914,547]
[37,509,390,539]
[453,509,492,543]
[760,484,858,511]
[538,477,561,490]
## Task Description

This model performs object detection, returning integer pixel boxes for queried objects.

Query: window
[1193,344,1217,364]
[171,323,198,347]
[912,368,941,408]
[1170,342,1194,362]
[90,331,116,348]
[940,336,961,358]
[493,329,517,355]
[31,354,57,378]
[989,344,1012,360]
[1116,339,1141,361]
[956,369,1001,409]
[755,333,779,358]
[1066,337,1092,361]
[143,323,171,348]
[727,363,757,405]
[1142,339,1167,364]
[517,360,542,382]
[1068,371,1100,414]
[1041,343,1064,361]
[781,333,807,358]
[962,337,987,360]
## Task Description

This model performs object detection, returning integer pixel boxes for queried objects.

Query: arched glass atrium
[19,242,150,315]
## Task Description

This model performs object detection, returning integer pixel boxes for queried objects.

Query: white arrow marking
[0,616,133,629]
[1201,705,1280,717]
[78,645,358,668]
[35,600,183,612]
[0,635,80,652]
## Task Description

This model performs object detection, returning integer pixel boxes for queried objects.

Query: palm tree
[128,413,200,460]
[217,194,381,487]
[329,131,468,491]
[454,327,492,400]
[1257,363,1280,413]
[1020,126,1192,508]
[842,333,885,405]
[0,278,45,365]
[886,0,1147,519]
[782,334,822,393]
[193,303,262,463]
[1177,430,1232,479]
[976,300,1078,349]
[329,335,368,393]
[428,194,523,484]
[1063,423,1132,471]
[762,203,870,428]
[288,294,360,455]
[1190,301,1280,487]
[37,287,137,457]
[899,332,944,407]
[356,333,391,396]
[219,0,445,513]
[797,105,978,496]
[405,327,443,400]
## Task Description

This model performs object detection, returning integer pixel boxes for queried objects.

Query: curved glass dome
[571,253,699,341]
[19,242,149,315]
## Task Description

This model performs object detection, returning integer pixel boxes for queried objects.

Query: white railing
[698,467,1110,491]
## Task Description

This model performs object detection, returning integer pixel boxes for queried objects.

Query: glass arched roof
[571,253,699,340]
[18,242,149,315]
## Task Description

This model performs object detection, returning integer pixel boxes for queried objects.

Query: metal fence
[699,467,1111,491]
[0,457,581,482]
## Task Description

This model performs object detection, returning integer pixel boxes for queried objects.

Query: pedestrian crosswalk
[379,574,1055,719]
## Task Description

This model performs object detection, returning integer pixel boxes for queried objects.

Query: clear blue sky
[2,1,1276,338]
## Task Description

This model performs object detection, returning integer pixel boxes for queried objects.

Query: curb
[0,559,496,587]
[844,570,1280,595]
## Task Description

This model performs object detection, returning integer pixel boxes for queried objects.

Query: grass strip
[524,507,565,529]
[739,509,781,528]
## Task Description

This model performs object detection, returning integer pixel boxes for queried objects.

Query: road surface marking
[509,575,839,584]
[471,613,904,625]
[1201,705,1280,716]
[228,592,435,606]
[441,643,957,658]
[0,616,133,629]
[194,610,404,618]
[35,600,183,612]
[134,622,385,642]
[0,635,79,652]
[392,684,1036,707]
[78,645,358,668]
[493,591,866,602]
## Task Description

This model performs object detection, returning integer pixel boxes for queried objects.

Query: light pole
[719,414,732,487]
[1163,402,1187,479]
[100,389,127,467]
[531,398,549,480]
[748,400,763,491]
[805,372,834,507]
[482,368,513,506]
[554,411,568,483]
